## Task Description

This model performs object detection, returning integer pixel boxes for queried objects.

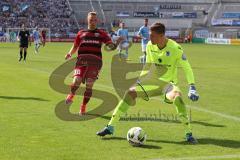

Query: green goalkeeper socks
[174,96,192,134]
[108,94,192,135]
[108,91,135,126]
[108,100,130,126]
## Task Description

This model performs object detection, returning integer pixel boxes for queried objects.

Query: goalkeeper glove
[188,85,199,101]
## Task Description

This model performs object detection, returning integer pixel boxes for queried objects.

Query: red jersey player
[41,29,46,47]
[65,12,122,115]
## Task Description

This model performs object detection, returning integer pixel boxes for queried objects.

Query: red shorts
[73,56,102,81]
[73,66,101,81]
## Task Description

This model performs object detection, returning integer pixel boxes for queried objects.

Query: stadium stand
[1,0,240,40]
[0,0,78,37]
[207,0,240,38]
[215,3,240,19]
[68,0,215,30]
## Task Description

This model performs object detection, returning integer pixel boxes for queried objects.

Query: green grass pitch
[0,42,240,160]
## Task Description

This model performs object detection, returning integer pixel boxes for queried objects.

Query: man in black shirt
[18,24,30,62]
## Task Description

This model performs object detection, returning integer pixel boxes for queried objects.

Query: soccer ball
[127,127,147,146]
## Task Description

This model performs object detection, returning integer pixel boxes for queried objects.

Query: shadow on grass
[101,137,125,141]
[0,96,49,101]
[120,118,225,128]
[100,136,240,148]
[87,113,111,120]
[101,137,161,149]
[191,121,225,127]
[95,115,225,128]
[198,138,240,148]
[137,144,161,149]
[148,138,240,148]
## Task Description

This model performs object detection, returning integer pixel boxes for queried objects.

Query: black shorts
[20,43,28,48]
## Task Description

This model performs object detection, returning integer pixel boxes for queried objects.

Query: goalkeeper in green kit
[97,22,199,144]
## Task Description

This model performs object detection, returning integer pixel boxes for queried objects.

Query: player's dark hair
[144,18,148,21]
[150,22,165,35]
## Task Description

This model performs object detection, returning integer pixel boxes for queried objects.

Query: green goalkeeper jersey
[141,39,195,85]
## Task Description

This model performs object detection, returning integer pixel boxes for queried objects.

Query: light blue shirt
[33,30,40,40]
[138,26,149,45]
[117,28,128,41]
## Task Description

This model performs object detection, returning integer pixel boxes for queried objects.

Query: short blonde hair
[88,11,97,17]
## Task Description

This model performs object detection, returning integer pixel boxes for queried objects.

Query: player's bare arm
[65,44,78,60]
[106,36,124,50]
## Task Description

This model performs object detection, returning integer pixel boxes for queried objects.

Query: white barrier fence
[205,38,231,45]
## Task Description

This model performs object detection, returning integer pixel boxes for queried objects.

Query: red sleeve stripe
[105,40,112,44]
[78,47,101,53]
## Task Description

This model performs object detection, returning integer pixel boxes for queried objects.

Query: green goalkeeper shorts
[134,78,181,104]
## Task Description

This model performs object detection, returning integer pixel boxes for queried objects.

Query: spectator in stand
[0,0,78,37]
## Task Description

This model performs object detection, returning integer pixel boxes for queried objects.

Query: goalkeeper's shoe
[79,104,86,115]
[96,125,114,137]
[186,133,198,144]
[65,94,75,104]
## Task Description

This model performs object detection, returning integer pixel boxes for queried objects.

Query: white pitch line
[25,67,240,122]
[186,105,240,122]
[151,154,240,160]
